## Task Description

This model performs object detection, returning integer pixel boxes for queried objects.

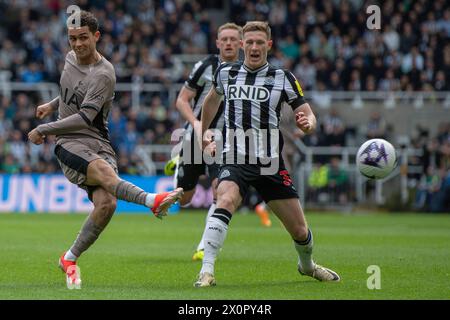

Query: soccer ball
[356,138,397,179]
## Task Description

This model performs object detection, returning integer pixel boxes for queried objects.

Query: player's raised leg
[267,198,340,282]
[85,158,183,218]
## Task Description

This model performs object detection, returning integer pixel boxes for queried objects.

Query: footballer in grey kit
[27,10,183,289]
[40,50,117,187]
[52,49,115,143]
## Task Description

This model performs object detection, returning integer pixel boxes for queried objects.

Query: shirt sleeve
[283,71,306,110]
[79,72,115,123]
[49,96,59,110]
[212,64,225,96]
[37,113,88,135]
[185,60,207,91]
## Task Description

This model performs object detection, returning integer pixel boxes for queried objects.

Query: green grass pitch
[0,211,449,300]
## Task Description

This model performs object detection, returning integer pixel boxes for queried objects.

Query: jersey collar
[243,62,269,73]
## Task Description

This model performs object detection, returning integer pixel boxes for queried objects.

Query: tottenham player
[27,11,183,289]
[195,21,340,287]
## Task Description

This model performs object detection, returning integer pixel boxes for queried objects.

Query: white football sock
[294,229,315,273]
[196,202,216,251]
[144,193,157,208]
[200,209,231,275]
[64,249,78,262]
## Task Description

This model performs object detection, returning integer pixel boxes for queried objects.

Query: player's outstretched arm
[28,112,90,145]
[293,103,317,135]
[200,87,222,149]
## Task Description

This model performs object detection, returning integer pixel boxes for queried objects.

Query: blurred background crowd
[0,0,449,211]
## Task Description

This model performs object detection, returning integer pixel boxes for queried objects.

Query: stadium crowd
[0,0,449,210]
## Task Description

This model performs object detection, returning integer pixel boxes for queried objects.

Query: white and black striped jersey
[184,54,224,134]
[213,62,306,163]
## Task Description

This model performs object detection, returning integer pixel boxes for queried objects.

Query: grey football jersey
[39,51,116,143]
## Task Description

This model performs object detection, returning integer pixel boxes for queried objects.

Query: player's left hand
[295,112,312,133]
[28,128,45,145]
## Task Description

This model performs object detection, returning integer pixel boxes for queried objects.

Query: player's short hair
[67,10,99,34]
[217,22,243,39]
[242,21,271,40]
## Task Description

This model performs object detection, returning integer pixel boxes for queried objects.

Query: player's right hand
[36,103,53,119]
[28,128,45,145]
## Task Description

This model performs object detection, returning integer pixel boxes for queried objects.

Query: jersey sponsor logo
[229,74,238,81]
[227,85,270,102]
[60,87,80,109]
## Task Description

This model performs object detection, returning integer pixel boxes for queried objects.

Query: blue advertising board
[0,174,180,214]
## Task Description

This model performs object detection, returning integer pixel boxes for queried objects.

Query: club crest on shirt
[264,77,275,86]
[219,169,230,179]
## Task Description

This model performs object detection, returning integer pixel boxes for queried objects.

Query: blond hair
[242,21,271,39]
[217,22,243,39]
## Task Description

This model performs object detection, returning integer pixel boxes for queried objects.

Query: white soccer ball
[356,138,397,179]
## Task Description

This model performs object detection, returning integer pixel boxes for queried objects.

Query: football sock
[113,179,151,207]
[64,249,78,262]
[201,208,232,275]
[69,216,104,258]
[294,229,315,273]
[145,194,157,208]
[197,201,217,251]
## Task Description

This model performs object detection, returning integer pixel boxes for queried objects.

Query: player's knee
[89,160,117,183]
[97,197,117,214]
[217,196,237,212]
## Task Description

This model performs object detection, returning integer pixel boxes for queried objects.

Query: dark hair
[67,10,98,34]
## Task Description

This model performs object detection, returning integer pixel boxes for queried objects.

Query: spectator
[383,24,400,52]
[307,163,329,203]
[120,121,139,156]
[366,111,388,140]
[402,46,425,73]
[108,108,127,153]
[322,108,346,146]
[327,157,350,204]
[20,62,44,83]
[414,166,443,212]
[0,154,20,174]
[294,57,316,90]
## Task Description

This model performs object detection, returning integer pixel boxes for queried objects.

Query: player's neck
[77,50,101,66]
[243,60,268,71]
[220,55,239,63]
